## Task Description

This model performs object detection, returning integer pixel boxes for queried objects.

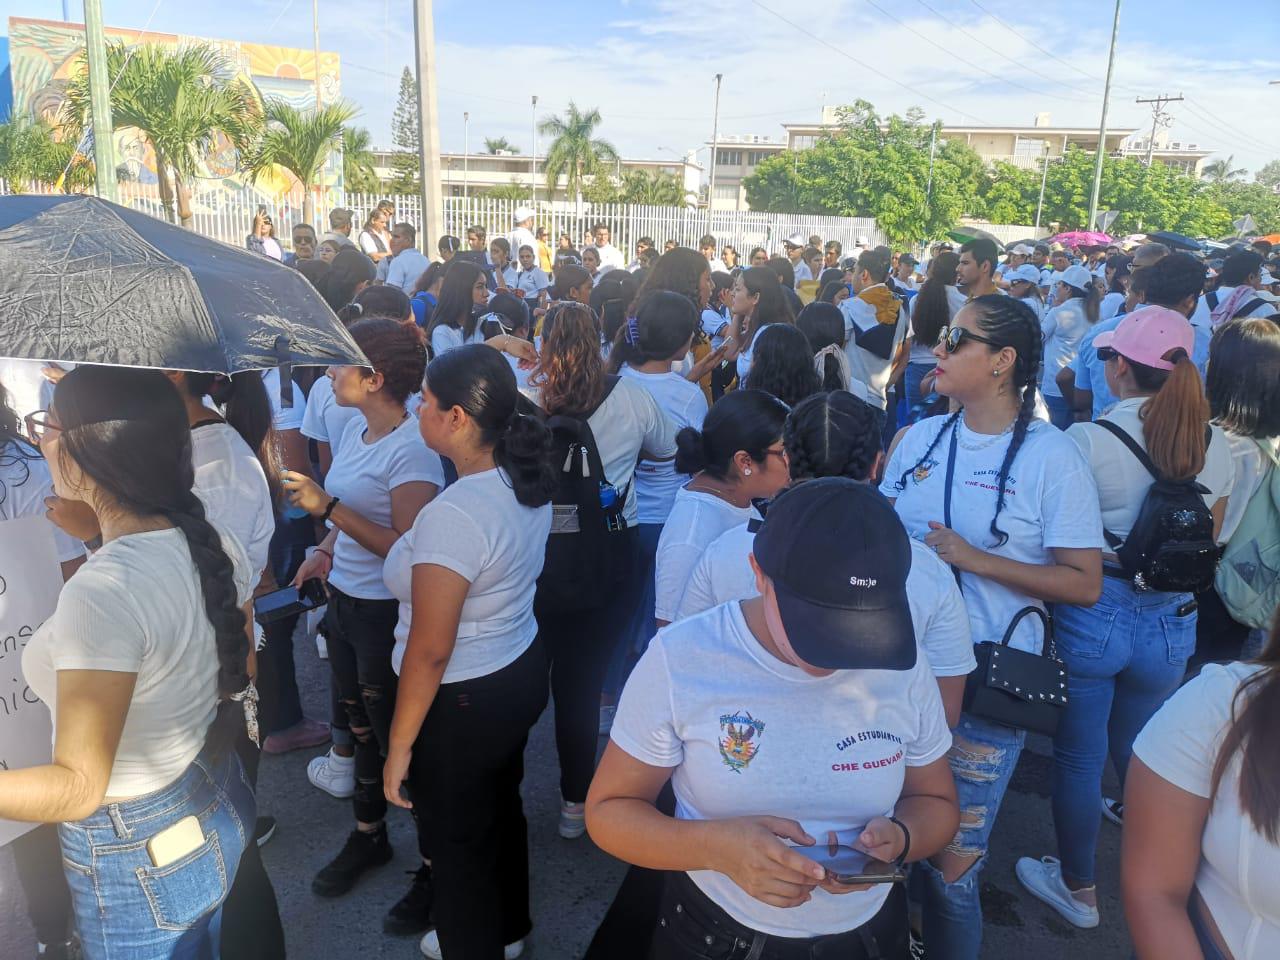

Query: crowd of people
[1,199,1278,960]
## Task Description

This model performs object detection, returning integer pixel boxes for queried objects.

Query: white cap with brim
[1011,244,1034,256]
[513,207,535,223]
[1008,264,1041,284]
[1058,264,1095,291]
[784,232,807,248]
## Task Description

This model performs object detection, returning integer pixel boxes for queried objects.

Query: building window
[746,150,771,166]
[792,136,816,151]
[713,184,738,201]
[716,149,743,166]
[1014,137,1046,159]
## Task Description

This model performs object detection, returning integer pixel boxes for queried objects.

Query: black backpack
[1204,289,1271,321]
[536,377,630,613]
[1095,419,1218,593]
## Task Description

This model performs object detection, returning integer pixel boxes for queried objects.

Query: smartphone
[147,815,206,868]
[253,578,327,625]
[788,842,906,885]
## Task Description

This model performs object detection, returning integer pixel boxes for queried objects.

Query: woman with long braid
[10,366,257,959]
[879,295,1104,960]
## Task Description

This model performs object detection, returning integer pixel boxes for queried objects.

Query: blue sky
[4,0,1280,174]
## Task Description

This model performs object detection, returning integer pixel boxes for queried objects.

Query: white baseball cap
[1008,263,1041,284]
[1011,244,1034,256]
[513,206,535,223]
[1058,264,1095,291]
[784,232,807,248]
[856,235,870,246]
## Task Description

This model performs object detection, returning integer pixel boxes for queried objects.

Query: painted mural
[5,17,344,211]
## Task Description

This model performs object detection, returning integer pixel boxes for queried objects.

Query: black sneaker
[383,865,434,936]
[312,823,394,897]
[255,815,277,848]
[37,941,79,960]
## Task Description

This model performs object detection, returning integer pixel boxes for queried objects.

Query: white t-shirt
[1066,398,1234,546]
[514,268,550,300]
[1133,662,1280,960]
[701,307,731,351]
[619,367,708,526]
[324,413,444,599]
[612,601,951,936]
[358,229,389,257]
[840,285,911,409]
[0,359,55,421]
[654,488,758,622]
[595,243,626,273]
[881,414,1104,653]
[907,286,967,364]
[586,377,679,526]
[0,442,84,562]
[301,374,363,449]
[261,367,304,432]
[792,260,813,282]
[385,467,551,683]
[508,226,538,262]
[190,423,274,581]
[1040,299,1093,399]
[676,525,975,677]
[1191,287,1278,327]
[386,248,431,294]
[430,323,484,357]
[1099,291,1125,321]
[736,323,779,383]
[1219,433,1275,545]
[23,527,254,798]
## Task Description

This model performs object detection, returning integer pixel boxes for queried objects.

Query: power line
[1134,93,1182,166]
[966,0,1110,86]
[1180,98,1280,154]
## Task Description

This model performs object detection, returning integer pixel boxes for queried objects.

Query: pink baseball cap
[1093,305,1193,371]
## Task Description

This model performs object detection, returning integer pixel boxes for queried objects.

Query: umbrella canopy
[0,195,365,374]
[946,227,1005,252]
[1252,233,1280,245]
[1048,230,1114,248]
[1145,230,1204,254]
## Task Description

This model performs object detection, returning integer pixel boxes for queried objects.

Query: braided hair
[784,391,884,483]
[53,367,249,753]
[894,294,1043,547]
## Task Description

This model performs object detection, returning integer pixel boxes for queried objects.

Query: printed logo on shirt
[718,711,765,773]
[912,456,938,485]
[830,730,905,773]
[964,470,1019,495]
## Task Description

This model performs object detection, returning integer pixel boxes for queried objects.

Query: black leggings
[221,732,287,958]
[536,527,642,803]
[410,639,549,958]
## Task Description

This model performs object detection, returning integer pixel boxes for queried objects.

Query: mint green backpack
[1215,440,1280,630]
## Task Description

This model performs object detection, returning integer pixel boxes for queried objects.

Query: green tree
[1255,159,1280,189]
[484,181,530,201]
[341,125,379,193]
[61,42,261,226]
[0,116,94,192]
[484,137,518,155]
[1203,181,1280,233]
[581,173,622,204]
[1202,154,1247,183]
[247,99,358,225]
[390,67,419,195]
[538,102,618,205]
[619,169,685,205]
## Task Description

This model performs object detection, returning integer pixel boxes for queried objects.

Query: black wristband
[887,815,911,867]
[320,496,341,523]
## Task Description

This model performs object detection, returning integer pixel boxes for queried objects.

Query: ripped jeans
[324,587,421,848]
[918,713,1025,960]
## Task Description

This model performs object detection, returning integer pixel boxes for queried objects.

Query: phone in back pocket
[146,816,205,868]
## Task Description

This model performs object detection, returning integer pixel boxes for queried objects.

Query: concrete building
[707,109,1213,210]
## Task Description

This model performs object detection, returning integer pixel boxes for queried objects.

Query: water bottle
[598,481,618,510]
[281,472,310,521]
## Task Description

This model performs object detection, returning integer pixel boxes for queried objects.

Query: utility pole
[462,111,469,200]
[531,95,538,206]
[708,74,723,212]
[1135,93,1183,166]
[1088,0,1122,231]
[1035,144,1051,230]
[412,0,444,246]
[312,0,322,108]
[922,124,937,259]
[83,0,118,201]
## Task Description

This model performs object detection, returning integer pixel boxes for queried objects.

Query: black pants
[324,587,423,852]
[221,732,287,958]
[711,362,736,401]
[258,513,314,735]
[410,639,549,958]
[536,526,642,803]
[12,823,72,947]
[652,872,909,960]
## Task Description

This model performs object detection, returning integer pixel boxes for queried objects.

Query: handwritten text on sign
[0,515,63,846]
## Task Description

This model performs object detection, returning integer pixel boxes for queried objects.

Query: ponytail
[493,412,557,507]
[606,291,698,375]
[188,372,282,505]
[674,389,788,480]
[1135,350,1209,481]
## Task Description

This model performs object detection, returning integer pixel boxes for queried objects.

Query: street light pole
[83,0,118,202]
[531,95,538,207]
[708,73,723,211]
[312,0,323,108]
[1087,0,1122,230]
[462,112,469,200]
[1035,145,1050,230]
[412,0,444,246]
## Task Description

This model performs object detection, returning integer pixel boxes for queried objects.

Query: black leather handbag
[941,422,1069,737]
[962,606,1067,737]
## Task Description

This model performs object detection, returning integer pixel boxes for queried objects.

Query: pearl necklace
[956,415,1015,451]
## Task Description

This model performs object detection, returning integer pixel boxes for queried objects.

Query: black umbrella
[947,226,1006,252]
[1146,230,1204,254]
[0,195,365,374]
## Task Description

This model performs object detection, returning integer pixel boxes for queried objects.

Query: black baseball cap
[752,477,916,671]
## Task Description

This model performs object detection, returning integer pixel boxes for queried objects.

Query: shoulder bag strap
[1094,418,1157,550]
[1234,297,1269,319]
[1205,290,1219,312]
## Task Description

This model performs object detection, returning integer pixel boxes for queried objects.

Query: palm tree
[538,103,618,206]
[247,100,358,225]
[341,125,379,194]
[619,169,685,206]
[61,42,262,226]
[1203,154,1247,183]
[483,136,517,155]
[0,116,94,192]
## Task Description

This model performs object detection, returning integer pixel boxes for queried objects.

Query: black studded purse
[961,606,1067,737]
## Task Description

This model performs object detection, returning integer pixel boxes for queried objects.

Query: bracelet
[887,815,911,867]
[320,496,341,523]
[314,547,333,562]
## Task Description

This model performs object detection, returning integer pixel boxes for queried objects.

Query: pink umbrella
[1049,230,1114,248]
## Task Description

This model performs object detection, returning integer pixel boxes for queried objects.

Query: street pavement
[1,629,1135,959]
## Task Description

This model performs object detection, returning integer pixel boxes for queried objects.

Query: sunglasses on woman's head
[936,325,1000,354]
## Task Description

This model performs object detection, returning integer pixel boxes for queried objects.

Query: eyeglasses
[936,325,1001,354]
[763,446,787,461]
[1096,346,1119,362]
[25,410,61,442]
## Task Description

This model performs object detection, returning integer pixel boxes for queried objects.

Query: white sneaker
[307,747,355,799]
[1101,796,1124,826]
[558,800,586,840]
[419,929,523,958]
[1016,856,1100,929]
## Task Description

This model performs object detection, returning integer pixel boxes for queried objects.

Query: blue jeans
[919,712,1025,960]
[59,744,256,960]
[1050,576,1196,886]
[1044,393,1073,430]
